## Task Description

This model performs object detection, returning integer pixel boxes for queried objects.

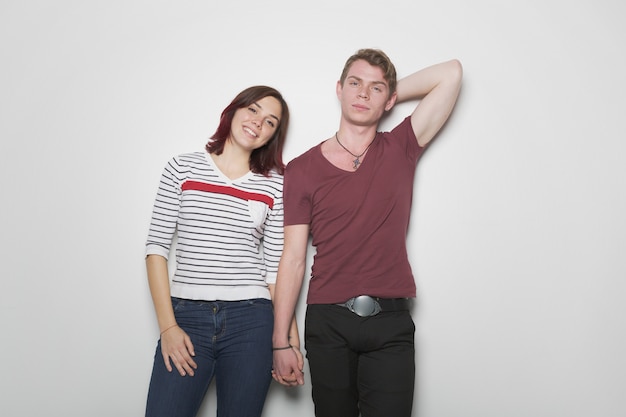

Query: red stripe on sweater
[182,180,274,209]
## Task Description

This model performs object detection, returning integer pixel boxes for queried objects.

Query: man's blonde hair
[339,48,397,97]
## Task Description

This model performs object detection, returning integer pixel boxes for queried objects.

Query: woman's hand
[160,325,197,377]
[272,345,305,386]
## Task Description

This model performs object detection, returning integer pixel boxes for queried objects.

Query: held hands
[272,346,305,386]
[160,325,197,377]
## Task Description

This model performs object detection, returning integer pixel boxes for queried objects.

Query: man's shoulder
[380,116,413,139]
[286,142,322,169]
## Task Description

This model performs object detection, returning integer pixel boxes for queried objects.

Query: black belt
[336,295,411,317]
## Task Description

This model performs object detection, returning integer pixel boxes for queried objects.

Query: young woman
[144,85,301,417]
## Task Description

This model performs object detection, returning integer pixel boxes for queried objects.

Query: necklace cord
[335,132,376,169]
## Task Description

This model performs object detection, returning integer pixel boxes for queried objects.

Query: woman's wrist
[272,345,293,351]
[160,323,178,336]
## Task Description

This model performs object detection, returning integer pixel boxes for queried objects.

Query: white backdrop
[1,1,624,416]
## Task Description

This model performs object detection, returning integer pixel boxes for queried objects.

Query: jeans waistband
[336,295,411,317]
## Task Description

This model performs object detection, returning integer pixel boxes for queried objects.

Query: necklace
[335,132,376,169]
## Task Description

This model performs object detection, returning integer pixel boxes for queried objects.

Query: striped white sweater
[145,151,284,301]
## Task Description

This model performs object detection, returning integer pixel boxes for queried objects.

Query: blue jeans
[145,298,274,417]
[305,304,415,417]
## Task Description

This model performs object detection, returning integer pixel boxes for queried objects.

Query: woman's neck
[210,142,251,180]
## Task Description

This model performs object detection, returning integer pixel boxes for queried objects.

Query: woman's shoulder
[174,150,207,163]
[251,169,284,186]
[162,151,209,170]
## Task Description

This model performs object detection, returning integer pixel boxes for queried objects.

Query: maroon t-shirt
[284,117,427,304]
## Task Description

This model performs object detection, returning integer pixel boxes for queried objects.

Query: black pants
[305,304,415,417]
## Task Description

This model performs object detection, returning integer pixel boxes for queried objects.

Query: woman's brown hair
[206,85,289,176]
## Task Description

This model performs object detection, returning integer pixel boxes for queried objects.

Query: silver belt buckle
[346,295,381,317]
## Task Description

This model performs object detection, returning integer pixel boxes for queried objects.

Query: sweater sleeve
[145,157,184,259]
[260,177,284,284]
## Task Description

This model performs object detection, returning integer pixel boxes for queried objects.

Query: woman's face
[229,96,282,151]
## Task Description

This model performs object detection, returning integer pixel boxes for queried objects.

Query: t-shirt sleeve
[283,156,312,226]
[389,116,424,164]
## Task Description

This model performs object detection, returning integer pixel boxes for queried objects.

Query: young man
[272,49,463,417]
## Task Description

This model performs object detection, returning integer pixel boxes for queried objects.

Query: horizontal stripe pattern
[145,151,284,301]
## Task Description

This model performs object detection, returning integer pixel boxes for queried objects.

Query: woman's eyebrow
[253,101,280,122]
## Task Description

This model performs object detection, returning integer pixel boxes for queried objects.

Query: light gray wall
[1,1,624,416]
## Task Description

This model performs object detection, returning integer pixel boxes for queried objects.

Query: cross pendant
[353,157,361,169]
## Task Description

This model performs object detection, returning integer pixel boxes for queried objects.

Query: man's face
[337,59,396,126]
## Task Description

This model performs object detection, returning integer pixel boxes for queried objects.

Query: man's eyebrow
[347,75,387,87]
[253,101,280,122]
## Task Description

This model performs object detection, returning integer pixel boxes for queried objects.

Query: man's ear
[385,91,398,111]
